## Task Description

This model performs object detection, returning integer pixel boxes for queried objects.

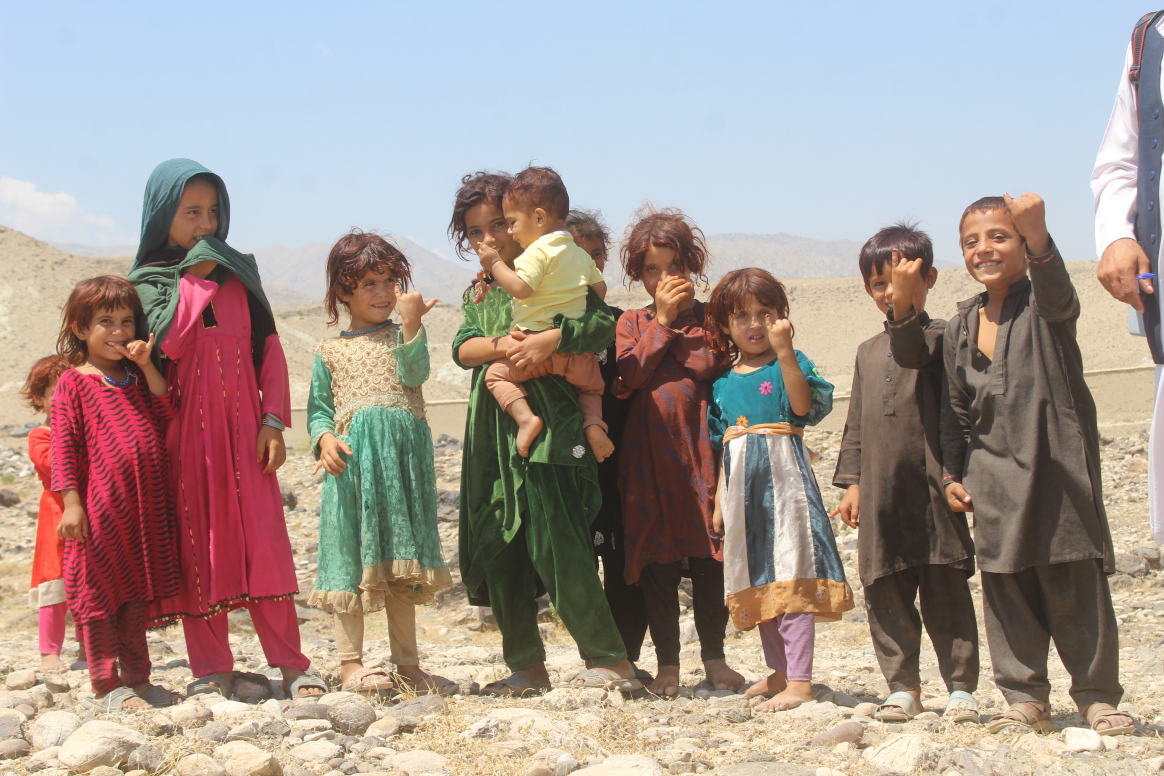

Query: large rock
[289,740,343,763]
[0,708,26,739]
[1063,727,1105,752]
[284,703,330,721]
[862,734,936,774]
[541,687,607,711]
[128,743,166,774]
[807,721,864,747]
[170,702,213,725]
[31,711,83,749]
[4,669,36,691]
[211,700,253,718]
[386,750,448,774]
[178,753,226,776]
[392,695,448,717]
[327,701,377,735]
[366,717,401,738]
[0,738,30,759]
[58,720,148,773]
[223,744,282,776]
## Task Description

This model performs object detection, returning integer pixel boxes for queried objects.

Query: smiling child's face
[465,201,522,267]
[74,306,136,363]
[166,178,219,250]
[960,209,1028,292]
[340,270,398,329]
[503,202,548,249]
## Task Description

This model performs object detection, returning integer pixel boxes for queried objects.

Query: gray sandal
[138,683,179,708]
[286,671,328,698]
[80,686,142,711]
[187,672,232,699]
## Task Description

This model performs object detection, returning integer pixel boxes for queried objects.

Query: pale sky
[0,1,1150,263]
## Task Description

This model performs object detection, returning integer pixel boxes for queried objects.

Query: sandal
[984,701,1054,734]
[80,686,144,711]
[137,683,179,708]
[570,668,643,692]
[395,672,459,697]
[340,668,396,696]
[943,691,980,724]
[876,691,922,722]
[480,673,552,698]
[284,671,328,698]
[187,672,232,699]
[1082,702,1135,736]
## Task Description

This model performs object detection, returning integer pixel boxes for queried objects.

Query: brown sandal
[984,701,1054,734]
[340,667,396,696]
[1082,703,1135,736]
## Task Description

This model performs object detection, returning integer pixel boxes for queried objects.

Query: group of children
[20,160,1132,735]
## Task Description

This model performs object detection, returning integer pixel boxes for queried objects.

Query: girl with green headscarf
[129,159,326,699]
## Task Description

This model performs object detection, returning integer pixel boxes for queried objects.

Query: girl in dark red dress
[52,276,181,710]
[616,207,743,697]
[21,355,77,673]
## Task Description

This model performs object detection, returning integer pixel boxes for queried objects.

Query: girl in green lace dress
[307,230,452,695]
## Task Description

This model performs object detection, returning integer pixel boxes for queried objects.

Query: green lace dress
[307,324,451,615]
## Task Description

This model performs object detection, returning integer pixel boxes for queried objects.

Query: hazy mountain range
[51,232,959,306]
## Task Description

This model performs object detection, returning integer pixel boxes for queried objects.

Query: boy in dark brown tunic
[941,193,1129,736]
[833,224,979,724]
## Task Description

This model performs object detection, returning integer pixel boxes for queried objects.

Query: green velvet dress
[307,324,451,615]
[453,285,628,670]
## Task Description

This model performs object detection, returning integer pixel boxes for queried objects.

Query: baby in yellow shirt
[476,166,612,460]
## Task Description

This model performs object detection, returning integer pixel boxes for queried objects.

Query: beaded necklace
[103,365,133,388]
[341,320,392,338]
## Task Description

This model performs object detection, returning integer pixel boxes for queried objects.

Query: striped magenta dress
[707,352,853,630]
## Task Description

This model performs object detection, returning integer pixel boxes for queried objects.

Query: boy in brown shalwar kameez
[941,193,1131,736]
[833,223,980,724]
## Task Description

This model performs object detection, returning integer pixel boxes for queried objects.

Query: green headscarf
[127,158,276,367]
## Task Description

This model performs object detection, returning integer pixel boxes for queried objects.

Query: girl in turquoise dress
[307,230,452,695]
[705,268,853,713]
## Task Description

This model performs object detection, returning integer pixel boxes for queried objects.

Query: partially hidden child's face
[465,202,522,266]
[726,296,780,358]
[167,179,219,250]
[74,306,136,363]
[575,235,607,273]
[341,270,398,327]
[866,258,938,315]
[502,201,548,249]
[640,244,690,300]
[960,209,1028,291]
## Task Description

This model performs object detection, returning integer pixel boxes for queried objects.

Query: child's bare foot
[281,668,327,697]
[650,664,681,696]
[705,658,745,691]
[745,670,787,698]
[585,426,615,462]
[95,688,151,710]
[515,415,545,457]
[755,680,814,712]
[40,653,64,673]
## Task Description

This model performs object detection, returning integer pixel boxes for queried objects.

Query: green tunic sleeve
[396,325,430,388]
[555,288,615,355]
[307,353,336,459]
[452,289,487,369]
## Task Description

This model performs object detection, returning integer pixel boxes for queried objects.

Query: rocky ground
[0,430,1161,776]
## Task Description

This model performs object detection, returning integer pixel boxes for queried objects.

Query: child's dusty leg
[335,611,366,685]
[384,591,429,688]
[756,612,815,712]
[39,602,66,672]
[485,359,543,456]
[747,617,788,697]
[640,561,683,695]
[690,556,744,691]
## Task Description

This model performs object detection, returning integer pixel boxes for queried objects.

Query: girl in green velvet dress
[450,172,640,695]
[307,230,452,696]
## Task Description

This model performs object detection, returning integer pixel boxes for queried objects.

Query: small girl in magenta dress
[52,277,180,710]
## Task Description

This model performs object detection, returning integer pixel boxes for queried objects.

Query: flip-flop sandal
[286,671,329,698]
[79,685,144,711]
[137,683,179,708]
[984,702,1054,734]
[394,673,459,697]
[570,668,644,692]
[876,691,922,722]
[1083,703,1136,736]
[187,673,232,699]
[340,668,397,696]
[943,691,980,724]
[480,674,551,698]
[633,668,654,685]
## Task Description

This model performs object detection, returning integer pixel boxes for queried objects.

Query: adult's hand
[1099,238,1154,313]
[507,329,560,369]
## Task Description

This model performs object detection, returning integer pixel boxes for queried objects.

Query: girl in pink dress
[129,158,325,699]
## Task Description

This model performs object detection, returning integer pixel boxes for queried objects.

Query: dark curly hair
[447,171,513,260]
[620,205,710,287]
[21,355,70,413]
[57,276,147,366]
[503,166,569,221]
[323,229,412,326]
[705,268,793,367]
[564,209,610,250]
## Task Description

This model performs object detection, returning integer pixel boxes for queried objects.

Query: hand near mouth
[114,333,156,367]
[475,242,502,272]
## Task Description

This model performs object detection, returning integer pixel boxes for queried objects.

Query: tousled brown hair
[957,196,1020,245]
[620,206,710,287]
[503,166,569,221]
[564,209,610,250]
[57,276,146,366]
[705,268,793,367]
[448,171,512,259]
[323,230,413,326]
[21,355,70,413]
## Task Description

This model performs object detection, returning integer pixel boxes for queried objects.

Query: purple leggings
[758,612,815,682]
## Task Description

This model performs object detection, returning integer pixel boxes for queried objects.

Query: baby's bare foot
[585,426,615,462]
[516,415,545,457]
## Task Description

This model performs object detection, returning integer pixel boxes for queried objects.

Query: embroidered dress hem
[29,579,66,610]
[308,562,453,614]
[727,578,853,630]
[146,590,298,630]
